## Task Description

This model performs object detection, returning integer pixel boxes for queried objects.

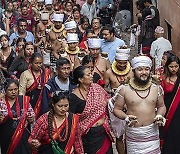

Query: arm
[150,42,156,58]
[105,59,111,70]
[156,86,166,116]
[8,57,20,77]
[96,0,100,9]
[114,87,138,126]
[41,85,51,114]
[94,4,97,18]
[113,87,127,120]
[103,70,111,93]
[73,58,81,70]
[139,22,146,44]
[0,64,7,72]
[28,115,46,149]
[19,72,28,95]
[35,24,41,38]
[5,18,10,36]
[74,123,84,154]
[30,15,36,36]
[9,33,16,46]
[27,103,35,124]
[80,6,85,15]
[53,41,63,59]
[0,101,8,123]
[153,86,166,126]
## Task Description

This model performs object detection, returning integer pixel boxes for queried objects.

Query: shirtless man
[113,56,166,154]
[64,20,77,37]
[105,47,133,154]
[88,38,110,79]
[104,47,133,92]
[43,0,54,15]
[47,13,66,73]
[53,20,77,59]
[36,12,52,39]
[47,13,65,50]
[64,33,80,71]
[35,0,44,12]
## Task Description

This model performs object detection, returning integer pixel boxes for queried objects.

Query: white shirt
[150,37,172,69]
[81,2,97,24]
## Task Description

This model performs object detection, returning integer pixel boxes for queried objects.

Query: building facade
[157,0,180,57]
[132,0,180,57]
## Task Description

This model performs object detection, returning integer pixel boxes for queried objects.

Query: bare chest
[93,59,107,78]
[110,73,131,89]
[125,87,158,106]
[49,31,63,41]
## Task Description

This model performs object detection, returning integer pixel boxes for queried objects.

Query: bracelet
[125,116,130,123]
[155,114,166,126]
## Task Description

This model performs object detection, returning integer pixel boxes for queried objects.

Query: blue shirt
[9,31,34,45]
[101,37,125,63]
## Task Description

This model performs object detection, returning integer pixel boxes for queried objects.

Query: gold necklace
[65,46,79,55]
[112,61,131,76]
[63,30,67,38]
[52,24,65,33]
[129,78,152,91]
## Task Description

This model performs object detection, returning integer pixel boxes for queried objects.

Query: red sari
[74,83,113,154]
[0,95,34,154]
[29,112,79,154]
[161,76,180,153]
[26,68,50,118]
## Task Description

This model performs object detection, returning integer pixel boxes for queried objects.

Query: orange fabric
[7,96,30,154]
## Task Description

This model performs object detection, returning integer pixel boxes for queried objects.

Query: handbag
[51,140,65,154]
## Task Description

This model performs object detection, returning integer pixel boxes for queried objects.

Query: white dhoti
[108,99,126,138]
[126,124,161,154]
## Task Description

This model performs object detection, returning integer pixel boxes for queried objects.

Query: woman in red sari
[28,91,79,154]
[0,79,35,154]
[69,66,113,154]
[160,55,180,154]
[19,52,50,117]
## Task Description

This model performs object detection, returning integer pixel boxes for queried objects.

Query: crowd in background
[0,0,179,154]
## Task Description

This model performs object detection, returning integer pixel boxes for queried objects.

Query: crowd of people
[0,0,179,154]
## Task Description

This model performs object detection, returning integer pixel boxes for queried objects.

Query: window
[165,20,172,43]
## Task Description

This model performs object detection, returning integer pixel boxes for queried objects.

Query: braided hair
[48,91,69,140]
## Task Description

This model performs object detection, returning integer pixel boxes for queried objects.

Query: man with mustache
[101,26,125,64]
[113,56,166,154]
[88,38,110,79]
[105,46,133,154]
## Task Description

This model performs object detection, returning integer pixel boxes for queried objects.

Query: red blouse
[161,76,175,94]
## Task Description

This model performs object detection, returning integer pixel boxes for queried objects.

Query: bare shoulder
[105,68,112,75]
[151,83,159,90]
[48,30,53,36]
[128,68,134,78]
[152,83,164,95]
[99,56,107,63]
[117,84,128,96]
[72,88,78,95]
